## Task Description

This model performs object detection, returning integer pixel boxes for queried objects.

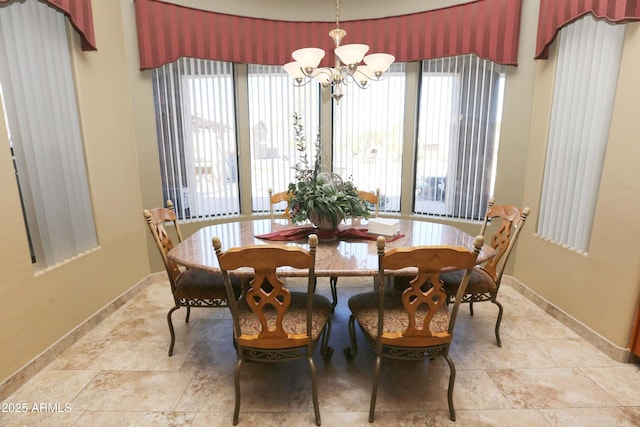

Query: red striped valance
[536,0,640,59]
[134,0,522,70]
[0,0,96,50]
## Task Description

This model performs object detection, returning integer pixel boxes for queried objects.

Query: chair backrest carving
[143,200,182,288]
[213,234,319,349]
[376,235,483,346]
[480,200,531,284]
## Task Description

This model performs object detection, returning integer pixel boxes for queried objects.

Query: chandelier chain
[335,0,340,28]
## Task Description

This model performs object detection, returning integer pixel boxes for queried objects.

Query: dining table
[167,217,494,279]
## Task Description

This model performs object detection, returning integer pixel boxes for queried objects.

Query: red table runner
[256,226,404,242]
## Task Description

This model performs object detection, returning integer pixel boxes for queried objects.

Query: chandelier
[283,0,395,104]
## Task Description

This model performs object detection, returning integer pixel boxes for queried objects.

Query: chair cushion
[235,292,332,340]
[440,267,497,296]
[348,290,450,340]
[175,268,241,301]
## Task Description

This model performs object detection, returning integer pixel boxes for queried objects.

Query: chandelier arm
[291,77,318,88]
[344,74,369,89]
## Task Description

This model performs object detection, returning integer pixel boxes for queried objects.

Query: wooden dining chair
[213,234,333,426]
[440,200,531,347]
[328,188,381,311]
[143,200,241,356]
[268,188,291,220]
[344,235,483,422]
[357,188,380,218]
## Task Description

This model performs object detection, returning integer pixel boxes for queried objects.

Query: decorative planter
[308,211,343,240]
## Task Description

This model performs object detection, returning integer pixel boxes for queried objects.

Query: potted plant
[287,113,369,230]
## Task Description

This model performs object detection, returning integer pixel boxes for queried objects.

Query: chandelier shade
[334,43,369,67]
[283,0,395,104]
[292,48,326,71]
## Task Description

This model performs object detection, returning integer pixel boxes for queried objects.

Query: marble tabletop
[168,218,494,278]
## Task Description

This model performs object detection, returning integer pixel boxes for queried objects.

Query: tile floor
[1,276,640,426]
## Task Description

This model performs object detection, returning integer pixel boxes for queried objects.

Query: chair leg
[443,353,457,422]
[185,306,191,323]
[343,314,358,361]
[329,276,338,312]
[492,299,504,348]
[469,301,474,316]
[368,355,382,422]
[307,355,321,426]
[167,305,180,356]
[320,320,334,360]
[232,357,243,426]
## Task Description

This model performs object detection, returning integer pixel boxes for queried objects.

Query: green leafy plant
[287,113,369,228]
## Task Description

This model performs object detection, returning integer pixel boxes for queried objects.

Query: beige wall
[515,22,640,348]
[2,0,639,386]
[0,0,149,383]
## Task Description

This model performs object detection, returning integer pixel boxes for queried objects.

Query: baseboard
[504,276,632,363]
[0,272,166,402]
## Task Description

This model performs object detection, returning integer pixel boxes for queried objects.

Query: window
[537,15,624,253]
[152,58,239,219]
[0,0,97,268]
[247,65,319,214]
[153,56,507,222]
[333,63,406,213]
[415,55,506,220]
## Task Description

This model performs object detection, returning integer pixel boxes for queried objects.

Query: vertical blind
[538,14,624,253]
[247,65,319,214]
[333,63,407,213]
[415,55,506,220]
[152,58,240,219]
[0,0,97,267]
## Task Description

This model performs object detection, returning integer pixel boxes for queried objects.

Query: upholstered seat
[172,268,231,301]
[235,292,331,340]
[348,290,450,339]
[442,268,497,295]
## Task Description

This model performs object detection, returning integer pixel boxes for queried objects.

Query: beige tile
[71,370,194,411]
[73,410,197,427]
[0,408,82,427]
[451,339,556,370]
[191,410,311,426]
[540,406,640,426]
[454,409,551,426]
[580,365,640,405]
[80,312,169,342]
[3,369,97,406]
[318,411,372,427]
[48,335,192,373]
[175,371,235,412]
[179,340,238,372]
[487,368,620,408]
[501,313,580,341]
[532,338,623,368]
[46,340,111,371]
